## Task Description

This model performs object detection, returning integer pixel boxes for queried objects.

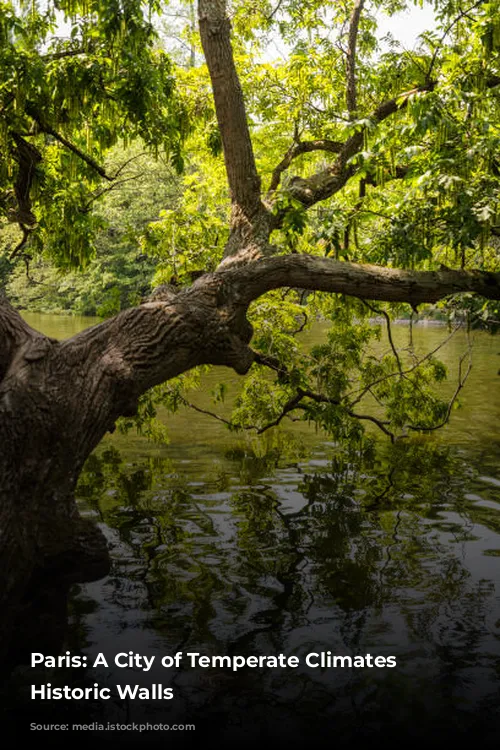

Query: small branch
[47,126,113,181]
[250,356,397,439]
[256,392,306,433]
[291,309,308,335]
[296,387,395,440]
[347,411,395,441]
[110,152,148,179]
[362,301,403,377]
[177,395,239,428]
[268,139,344,195]
[266,0,285,21]
[29,113,113,181]
[82,174,145,211]
[426,1,484,82]
[252,350,288,378]
[9,225,31,260]
[348,324,463,405]
[41,47,88,61]
[407,348,473,433]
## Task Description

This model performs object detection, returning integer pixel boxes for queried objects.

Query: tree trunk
[0,278,256,663]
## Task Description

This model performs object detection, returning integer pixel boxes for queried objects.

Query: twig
[407,341,473,433]
[177,395,242,429]
[348,324,463,405]
[266,0,285,21]
[9,225,31,260]
[362,300,403,376]
[426,1,484,82]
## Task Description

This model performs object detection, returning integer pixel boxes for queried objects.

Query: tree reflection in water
[3,438,500,742]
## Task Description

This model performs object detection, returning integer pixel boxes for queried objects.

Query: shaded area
[3,437,500,743]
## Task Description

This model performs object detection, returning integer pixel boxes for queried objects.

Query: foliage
[5,144,181,314]
[2,0,500,441]
[0,0,189,267]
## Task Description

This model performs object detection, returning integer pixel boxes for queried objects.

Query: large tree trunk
[0,276,256,663]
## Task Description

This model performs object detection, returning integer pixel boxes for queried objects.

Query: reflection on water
[5,313,500,741]
[71,443,500,734]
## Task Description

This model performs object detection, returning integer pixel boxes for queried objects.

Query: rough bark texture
[197,0,270,254]
[346,0,365,115]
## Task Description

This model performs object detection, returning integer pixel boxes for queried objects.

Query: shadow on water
[5,437,500,744]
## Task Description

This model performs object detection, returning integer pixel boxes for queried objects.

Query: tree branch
[222,254,500,307]
[0,296,46,383]
[41,47,88,61]
[346,0,365,115]
[28,112,113,181]
[198,0,269,251]
[10,133,42,226]
[407,347,473,433]
[426,1,484,82]
[281,84,433,212]
[9,224,31,260]
[268,139,344,195]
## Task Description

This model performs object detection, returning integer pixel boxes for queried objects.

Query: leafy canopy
[1,0,500,443]
[0,0,189,266]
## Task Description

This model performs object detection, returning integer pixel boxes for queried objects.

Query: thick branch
[283,85,433,211]
[198,0,267,248]
[11,133,42,226]
[0,296,46,383]
[346,0,365,115]
[222,254,500,307]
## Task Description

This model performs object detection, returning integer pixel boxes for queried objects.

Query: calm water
[12,313,500,742]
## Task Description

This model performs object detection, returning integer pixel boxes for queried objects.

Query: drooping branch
[30,117,113,181]
[407,348,473,433]
[346,0,365,115]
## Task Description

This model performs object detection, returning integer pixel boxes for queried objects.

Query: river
[6,312,500,744]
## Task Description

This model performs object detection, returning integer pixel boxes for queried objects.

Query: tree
[1,0,500,662]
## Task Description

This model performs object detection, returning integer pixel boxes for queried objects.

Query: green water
[18,312,500,741]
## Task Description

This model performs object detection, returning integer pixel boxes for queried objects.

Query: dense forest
[1,0,500,665]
